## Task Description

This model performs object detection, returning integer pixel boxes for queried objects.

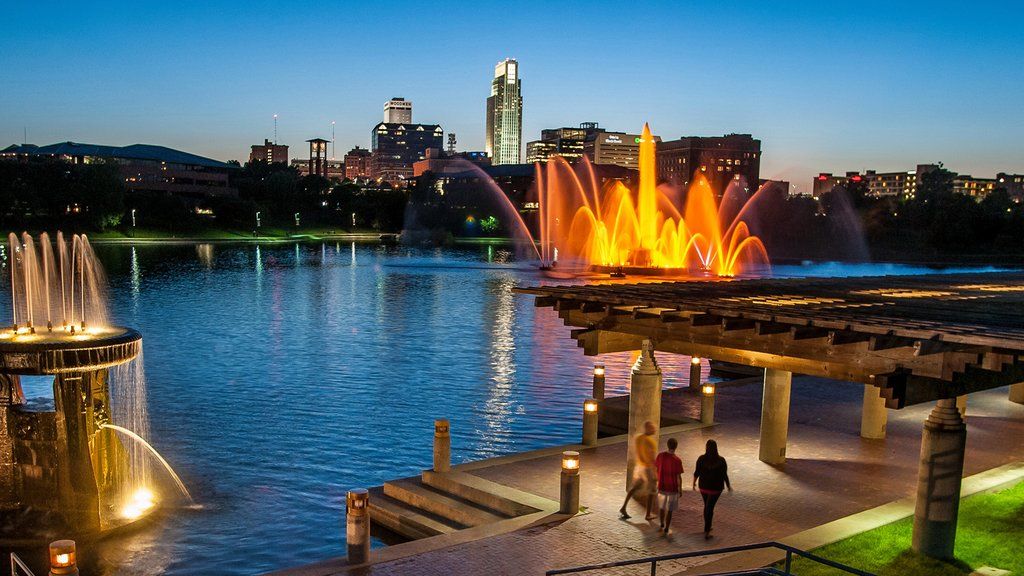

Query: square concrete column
[860,384,888,439]
[626,340,662,487]
[1011,382,1024,405]
[759,368,792,465]
[912,398,967,559]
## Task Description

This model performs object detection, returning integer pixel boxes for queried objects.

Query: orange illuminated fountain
[536,123,770,277]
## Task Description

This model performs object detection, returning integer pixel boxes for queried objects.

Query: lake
[0,241,1006,574]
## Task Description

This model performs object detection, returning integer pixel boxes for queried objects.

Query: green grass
[784,481,1024,575]
[87,226,381,241]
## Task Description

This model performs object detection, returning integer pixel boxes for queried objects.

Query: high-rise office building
[485,58,523,165]
[584,131,660,170]
[370,122,444,183]
[526,123,604,164]
[384,98,413,124]
[249,139,289,165]
[656,134,760,193]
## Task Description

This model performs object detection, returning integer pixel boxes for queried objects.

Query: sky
[1,1,1022,192]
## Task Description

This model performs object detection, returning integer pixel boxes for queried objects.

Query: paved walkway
[285,377,1024,575]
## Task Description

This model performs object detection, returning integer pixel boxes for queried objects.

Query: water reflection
[482,276,516,453]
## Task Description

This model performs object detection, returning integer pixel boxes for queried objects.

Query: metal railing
[10,553,36,576]
[545,541,875,575]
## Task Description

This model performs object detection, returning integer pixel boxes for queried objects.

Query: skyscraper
[384,98,412,123]
[485,58,523,165]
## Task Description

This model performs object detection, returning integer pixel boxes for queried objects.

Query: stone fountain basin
[0,326,141,374]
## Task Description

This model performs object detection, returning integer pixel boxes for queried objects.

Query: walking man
[620,420,658,520]
[655,437,683,535]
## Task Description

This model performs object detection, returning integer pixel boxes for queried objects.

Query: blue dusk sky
[1,1,1021,190]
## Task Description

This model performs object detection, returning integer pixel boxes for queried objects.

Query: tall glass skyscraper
[485,58,523,165]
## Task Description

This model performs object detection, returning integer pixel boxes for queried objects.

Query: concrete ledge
[671,461,1024,575]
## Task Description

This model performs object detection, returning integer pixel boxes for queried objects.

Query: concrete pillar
[346,489,371,564]
[1010,382,1024,405]
[860,384,888,439]
[582,399,598,446]
[700,384,715,425]
[433,419,450,473]
[689,357,702,392]
[559,451,580,515]
[956,395,967,420]
[592,363,605,401]
[626,340,662,486]
[759,368,792,465]
[912,399,967,559]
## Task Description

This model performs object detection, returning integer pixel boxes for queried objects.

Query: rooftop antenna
[23,127,27,145]
[273,114,279,144]
[331,121,336,160]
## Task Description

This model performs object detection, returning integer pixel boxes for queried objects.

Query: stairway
[369,470,550,541]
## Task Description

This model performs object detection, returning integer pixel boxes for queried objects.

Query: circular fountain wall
[0,327,141,375]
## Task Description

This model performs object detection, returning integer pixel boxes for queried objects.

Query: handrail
[10,553,37,576]
[545,541,875,575]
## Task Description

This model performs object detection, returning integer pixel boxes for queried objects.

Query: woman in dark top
[692,439,731,539]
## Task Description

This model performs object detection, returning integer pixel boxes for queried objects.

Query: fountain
[535,124,770,277]
[0,232,179,541]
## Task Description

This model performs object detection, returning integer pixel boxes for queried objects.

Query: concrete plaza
[282,376,1024,575]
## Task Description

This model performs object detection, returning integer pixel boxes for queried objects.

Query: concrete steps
[421,470,544,517]
[367,486,462,541]
[383,477,509,528]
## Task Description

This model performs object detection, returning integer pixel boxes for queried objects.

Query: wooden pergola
[515,271,1024,560]
[516,272,1024,408]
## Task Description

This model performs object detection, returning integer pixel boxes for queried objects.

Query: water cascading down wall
[0,232,147,538]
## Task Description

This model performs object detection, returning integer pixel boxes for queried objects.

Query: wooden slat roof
[516,272,1024,353]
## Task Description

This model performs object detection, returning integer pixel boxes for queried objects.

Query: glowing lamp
[347,489,369,513]
[584,399,598,413]
[562,451,580,472]
[691,356,701,366]
[49,540,78,575]
[593,364,605,377]
[702,384,716,396]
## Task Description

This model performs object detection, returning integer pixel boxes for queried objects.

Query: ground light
[592,363,606,400]
[690,356,702,392]
[122,487,156,520]
[701,384,716,425]
[48,540,78,576]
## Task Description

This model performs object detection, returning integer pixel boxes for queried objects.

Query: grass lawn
[87,226,381,241]
[785,481,1024,575]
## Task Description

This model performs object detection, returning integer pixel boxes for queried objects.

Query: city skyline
[1,1,1022,190]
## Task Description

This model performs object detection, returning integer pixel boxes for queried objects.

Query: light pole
[351,212,356,228]
[294,212,300,228]
[255,211,261,237]
[130,208,136,238]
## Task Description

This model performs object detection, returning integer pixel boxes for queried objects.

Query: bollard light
[562,450,580,472]
[592,362,606,401]
[560,451,581,514]
[49,540,78,576]
[690,356,703,392]
[346,489,370,564]
[700,383,716,425]
[582,399,599,446]
[434,418,451,473]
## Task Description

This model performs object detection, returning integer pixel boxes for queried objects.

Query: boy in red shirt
[655,437,683,535]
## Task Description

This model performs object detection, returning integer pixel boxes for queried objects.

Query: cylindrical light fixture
[48,540,78,576]
[592,363,606,400]
[701,383,716,425]
[689,356,702,392]
[433,418,451,473]
[346,489,371,564]
[582,398,599,446]
[560,451,581,514]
